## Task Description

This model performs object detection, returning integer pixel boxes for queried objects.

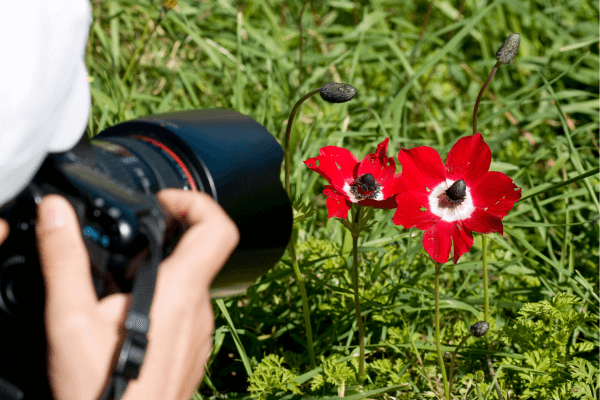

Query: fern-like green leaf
[247,354,302,400]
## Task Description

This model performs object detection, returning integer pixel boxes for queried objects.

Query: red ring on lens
[134,136,197,191]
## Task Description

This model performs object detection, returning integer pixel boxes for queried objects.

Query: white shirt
[0,0,92,206]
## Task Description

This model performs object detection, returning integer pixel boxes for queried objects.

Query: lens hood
[96,108,292,298]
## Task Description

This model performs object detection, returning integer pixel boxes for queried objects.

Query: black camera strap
[99,215,164,400]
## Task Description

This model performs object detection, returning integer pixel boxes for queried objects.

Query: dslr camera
[0,109,292,399]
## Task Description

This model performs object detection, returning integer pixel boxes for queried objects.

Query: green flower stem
[282,88,321,371]
[287,239,316,369]
[472,61,500,135]
[482,234,489,322]
[283,83,355,372]
[448,333,472,395]
[434,262,450,400]
[351,206,365,380]
[487,355,505,400]
[284,88,321,196]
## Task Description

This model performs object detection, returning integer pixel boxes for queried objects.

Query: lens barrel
[95,108,292,298]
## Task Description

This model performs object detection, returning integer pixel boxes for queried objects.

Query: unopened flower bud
[319,83,357,103]
[496,34,520,65]
[470,321,490,337]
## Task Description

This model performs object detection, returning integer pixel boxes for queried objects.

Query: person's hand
[36,189,239,400]
[0,218,9,247]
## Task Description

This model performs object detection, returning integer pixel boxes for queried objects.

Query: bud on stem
[448,321,490,393]
[284,83,357,196]
[496,33,520,65]
[470,321,490,337]
[472,33,521,136]
[319,82,357,103]
[282,82,356,372]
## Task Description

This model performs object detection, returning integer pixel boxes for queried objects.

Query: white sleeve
[0,0,92,206]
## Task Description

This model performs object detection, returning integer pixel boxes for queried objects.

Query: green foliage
[569,357,599,400]
[247,354,302,400]
[456,370,491,400]
[310,354,357,394]
[293,197,316,225]
[366,358,411,388]
[338,206,378,236]
[500,293,598,399]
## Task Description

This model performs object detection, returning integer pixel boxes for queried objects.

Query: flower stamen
[350,173,381,200]
[438,179,467,208]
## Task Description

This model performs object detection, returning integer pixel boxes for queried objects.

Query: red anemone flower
[392,133,521,264]
[304,138,404,219]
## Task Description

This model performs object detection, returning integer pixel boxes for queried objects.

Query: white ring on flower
[428,179,474,222]
[343,182,384,202]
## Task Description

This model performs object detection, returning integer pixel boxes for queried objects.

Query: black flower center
[438,179,467,208]
[446,179,466,201]
[350,173,381,200]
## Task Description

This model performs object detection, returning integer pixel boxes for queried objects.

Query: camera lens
[86,136,203,196]
[93,109,291,298]
[0,255,43,316]
[5,279,19,305]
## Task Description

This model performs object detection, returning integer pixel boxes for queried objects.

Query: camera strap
[99,215,164,400]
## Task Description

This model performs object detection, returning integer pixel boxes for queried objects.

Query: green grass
[87,0,599,398]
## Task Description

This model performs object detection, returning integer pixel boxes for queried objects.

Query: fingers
[156,189,239,290]
[97,293,131,327]
[123,291,215,400]
[178,322,214,399]
[36,195,97,316]
[0,219,9,244]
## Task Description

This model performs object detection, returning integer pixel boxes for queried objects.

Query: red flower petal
[422,221,473,264]
[423,222,453,264]
[319,146,359,178]
[306,138,406,217]
[357,138,396,182]
[451,222,474,264]
[303,156,322,175]
[393,191,439,230]
[323,185,352,219]
[360,195,397,209]
[381,174,406,199]
[304,148,360,193]
[461,208,504,234]
[445,133,491,186]
[471,171,521,218]
[398,146,445,193]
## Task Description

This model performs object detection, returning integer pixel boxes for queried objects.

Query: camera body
[0,109,292,399]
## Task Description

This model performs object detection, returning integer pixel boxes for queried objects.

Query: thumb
[36,195,97,315]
